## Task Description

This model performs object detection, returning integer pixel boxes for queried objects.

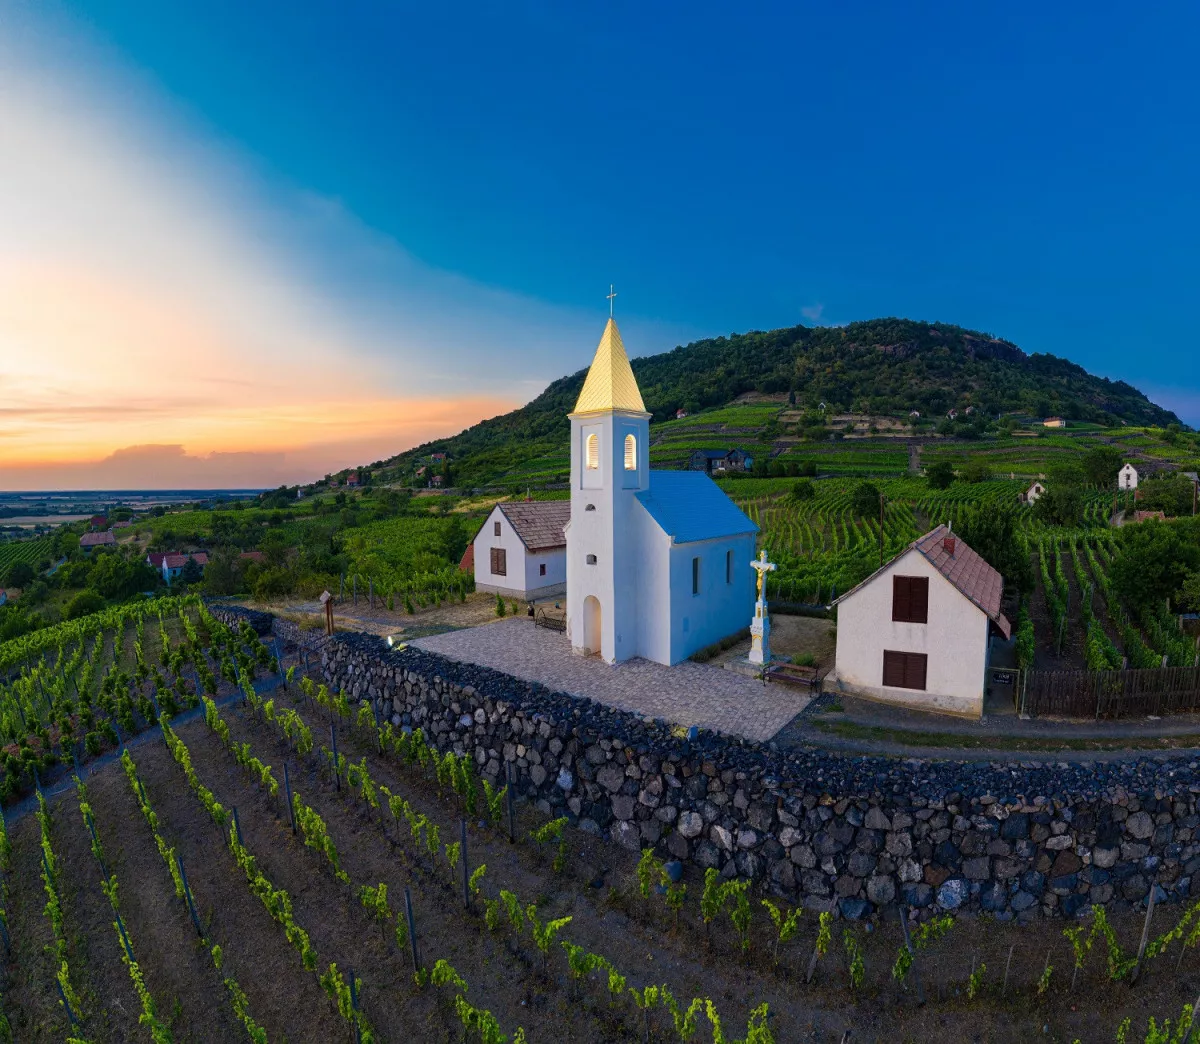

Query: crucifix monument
[748,549,776,666]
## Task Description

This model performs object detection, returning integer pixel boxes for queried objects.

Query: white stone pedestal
[748,599,770,665]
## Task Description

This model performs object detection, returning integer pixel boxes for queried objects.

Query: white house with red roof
[830,525,1011,718]
[147,550,209,584]
[471,500,571,600]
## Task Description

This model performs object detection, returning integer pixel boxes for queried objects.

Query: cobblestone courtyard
[412,617,810,742]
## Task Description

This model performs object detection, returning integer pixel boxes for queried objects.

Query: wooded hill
[374,318,1182,487]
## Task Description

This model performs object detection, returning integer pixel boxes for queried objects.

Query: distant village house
[1119,463,1139,490]
[675,408,688,420]
[688,448,754,476]
[830,526,1012,719]
[1042,417,1066,428]
[146,551,209,584]
[1020,481,1046,505]
[79,531,116,552]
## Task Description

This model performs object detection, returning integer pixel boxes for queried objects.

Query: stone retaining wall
[209,606,1200,922]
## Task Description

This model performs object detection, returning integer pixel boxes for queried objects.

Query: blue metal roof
[635,470,758,544]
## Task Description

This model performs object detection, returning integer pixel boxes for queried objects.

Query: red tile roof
[1134,510,1167,523]
[79,531,115,547]
[239,551,267,564]
[146,552,168,568]
[163,552,209,569]
[497,500,570,551]
[914,526,1010,639]
[458,544,474,573]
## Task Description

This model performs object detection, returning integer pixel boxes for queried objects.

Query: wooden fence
[1021,665,1200,719]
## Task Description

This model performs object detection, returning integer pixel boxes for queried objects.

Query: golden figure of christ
[750,549,776,601]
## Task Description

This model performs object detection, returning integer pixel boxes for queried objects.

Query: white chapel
[565,318,758,665]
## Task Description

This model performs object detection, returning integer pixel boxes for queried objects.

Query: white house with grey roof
[471,500,570,601]
[564,318,758,665]
[829,525,1012,719]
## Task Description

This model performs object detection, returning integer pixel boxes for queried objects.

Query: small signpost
[319,591,334,636]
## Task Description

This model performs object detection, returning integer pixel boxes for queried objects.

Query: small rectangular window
[892,576,929,623]
[692,557,700,595]
[586,554,597,565]
[726,549,733,584]
[539,563,546,576]
[493,520,501,537]
[490,547,507,576]
[883,650,927,690]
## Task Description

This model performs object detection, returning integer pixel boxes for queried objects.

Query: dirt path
[50,783,146,1042]
[3,813,74,1041]
[82,759,241,1043]
[133,734,346,1043]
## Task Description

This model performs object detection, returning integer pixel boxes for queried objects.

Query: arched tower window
[585,433,599,470]
[624,434,637,471]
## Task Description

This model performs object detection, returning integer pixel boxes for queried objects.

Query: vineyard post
[404,886,420,971]
[1002,943,1014,995]
[898,906,925,1005]
[115,912,135,962]
[232,806,244,847]
[331,723,341,790]
[176,854,204,938]
[1180,988,1200,1044]
[505,762,516,843]
[1131,881,1159,984]
[54,977,82,1030]
[460,818,470,910]
[284,763,297,835]
[348,967,362,1044]
[371,699,383,754]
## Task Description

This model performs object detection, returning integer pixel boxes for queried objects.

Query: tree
[956,507,1032,594]
[2,560,35,589]
[1033,486,1083,528]
[962,459,993,484]
[204,546,245,596]
[798,460,818,477]
[179,557,204,586]
[926,461,955,490]
[790,479,815,502]
[1110,521,1200,612]
[64,590,106,620]
[851,482,882,518]
[1182,571,1200,612]
[1083,446,1123,488]
[1136,475,1195,517]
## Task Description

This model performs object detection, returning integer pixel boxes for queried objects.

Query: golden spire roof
[572,318,647,415]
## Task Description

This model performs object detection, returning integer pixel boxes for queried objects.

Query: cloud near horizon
[0,8,694,489]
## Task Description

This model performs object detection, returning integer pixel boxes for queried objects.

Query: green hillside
[365,318,1184,489]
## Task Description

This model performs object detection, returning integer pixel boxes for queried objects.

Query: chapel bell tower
[565,314,650,663]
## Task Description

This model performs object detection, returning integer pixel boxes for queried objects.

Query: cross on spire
[607,284,617,318]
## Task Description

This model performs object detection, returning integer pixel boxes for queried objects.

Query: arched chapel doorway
[583,595,602,656]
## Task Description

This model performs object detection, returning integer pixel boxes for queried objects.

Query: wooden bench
[764,663,820,690]
[535,608,567,633]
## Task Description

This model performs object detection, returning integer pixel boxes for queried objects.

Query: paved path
[412,617,810,743]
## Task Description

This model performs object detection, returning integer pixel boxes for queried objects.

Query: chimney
[944,536,957,556]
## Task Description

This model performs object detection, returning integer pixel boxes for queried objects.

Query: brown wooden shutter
[905,652,927,690]
[892,576,929,623]
[883,650,928,690]
[909,578,929,623]
[883,650,906,687]
[490,548,506,576]
[892,577,909,622]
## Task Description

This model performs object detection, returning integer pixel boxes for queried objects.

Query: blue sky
[2,1,1198,486]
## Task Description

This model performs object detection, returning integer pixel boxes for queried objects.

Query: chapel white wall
[666,532,757,664]
[833,548,990,718]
